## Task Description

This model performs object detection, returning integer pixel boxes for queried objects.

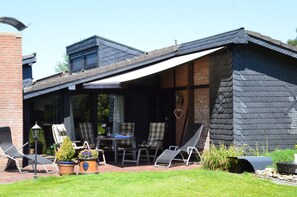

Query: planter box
[277,162,297,174]
[78,158,98,175]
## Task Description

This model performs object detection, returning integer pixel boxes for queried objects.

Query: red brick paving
[0,162,200,184]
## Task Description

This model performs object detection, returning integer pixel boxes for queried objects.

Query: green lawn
[0,168,296,197]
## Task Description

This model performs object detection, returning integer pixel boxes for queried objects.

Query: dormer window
[66,35,143,73]
[70,56,82,72]
[84,51,97,69]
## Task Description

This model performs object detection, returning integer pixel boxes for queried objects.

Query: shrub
[202,144,244,171]
[55,137,75,162]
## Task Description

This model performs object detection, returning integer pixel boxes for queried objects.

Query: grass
[0,168,296,197]
[266,149,297,168]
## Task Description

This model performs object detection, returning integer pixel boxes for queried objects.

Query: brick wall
[159,59,211,150]
[193,57,210,150]
[175,64,188,87]
[194,56,209,85]
[160,69,174,88]
[175,90,188,144]
[0,32,23,168]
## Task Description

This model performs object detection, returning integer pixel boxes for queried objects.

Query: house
[23,28,297,156]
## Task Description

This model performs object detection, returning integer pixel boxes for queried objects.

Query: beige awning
[83,47,223,89]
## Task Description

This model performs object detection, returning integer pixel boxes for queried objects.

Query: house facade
[23,28,297,157]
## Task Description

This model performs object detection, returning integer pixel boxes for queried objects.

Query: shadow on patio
[0,162,200,184]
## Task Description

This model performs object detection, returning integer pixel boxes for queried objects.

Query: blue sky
[1,0,297,80]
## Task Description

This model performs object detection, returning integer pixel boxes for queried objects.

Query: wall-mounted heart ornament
[174,109,184,119]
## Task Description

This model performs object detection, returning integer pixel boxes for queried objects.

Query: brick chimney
[0,32,23,165]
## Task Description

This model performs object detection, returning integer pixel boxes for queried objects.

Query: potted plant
[55,136,76,175]
[78,148,99,174]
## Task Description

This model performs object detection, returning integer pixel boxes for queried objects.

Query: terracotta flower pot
[78,158,99,175]
[58,161,76,175]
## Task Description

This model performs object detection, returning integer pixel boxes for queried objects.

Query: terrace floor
[0,162,200,184]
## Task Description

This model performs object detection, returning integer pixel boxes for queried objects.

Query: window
[70,56,82,72]
[84,51,97,69]
[69,49,98,72]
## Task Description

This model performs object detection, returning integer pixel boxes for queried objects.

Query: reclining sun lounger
[155,123,203,168]
[0,126,58,173]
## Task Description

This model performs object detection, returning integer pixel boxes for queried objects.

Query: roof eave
[23,47,178,99]
[246,31,297,59]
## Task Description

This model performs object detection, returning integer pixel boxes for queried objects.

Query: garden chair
[0,126,58,173]
[52,124,88,150]
[138,122,165,162]
[117,122,135,148]
[79,122,106,165]
[155,123,203,168]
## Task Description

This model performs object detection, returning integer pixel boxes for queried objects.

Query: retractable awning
[83,47,223,89]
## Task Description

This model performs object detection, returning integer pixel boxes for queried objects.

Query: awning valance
[83,47,223,89]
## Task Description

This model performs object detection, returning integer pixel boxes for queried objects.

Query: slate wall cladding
[233,44,297,151]
[98,43,142,67]
[209,49,233,146]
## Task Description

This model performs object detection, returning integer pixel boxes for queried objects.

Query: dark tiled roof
[24,45,178,99]
[22,53,36,66]
[24,28,297,99]
[98,43,142,67]
[66,35,144,56]
[177,28,248,55]
[246,30,297,58]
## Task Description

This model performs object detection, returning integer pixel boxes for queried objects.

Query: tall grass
[266,148,297,167]
[202,142,297,171]
[202,144,244,171]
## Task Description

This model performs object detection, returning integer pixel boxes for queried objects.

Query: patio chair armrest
[82,141,90,149]
[141,140,147,145]
[72,143,79,148]
[187,146,198,154]
[154,139,163,144]
[12,142,28,152]
[169,146,179,151]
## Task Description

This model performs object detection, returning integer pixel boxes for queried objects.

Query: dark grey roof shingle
[24,28,297,100]
[22,53,36,66]
[24,45,179,99]
[66,35,144,56]
[177,28,248,55]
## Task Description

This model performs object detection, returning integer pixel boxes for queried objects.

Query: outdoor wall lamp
[31,122,41,180]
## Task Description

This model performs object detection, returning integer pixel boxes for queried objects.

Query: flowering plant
[78,148,99,159]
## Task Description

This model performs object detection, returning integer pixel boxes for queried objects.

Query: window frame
[70,55,82,72]
[84,50,98,70]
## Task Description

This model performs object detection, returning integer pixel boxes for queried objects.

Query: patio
[0,162,199,184]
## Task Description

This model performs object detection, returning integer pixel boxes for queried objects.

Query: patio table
[96,135,136,163]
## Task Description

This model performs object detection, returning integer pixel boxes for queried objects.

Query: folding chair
[52,124,88,150]
[155,123,203,168]
[79,122,106,165]
[117,122,135,148]
[0,126,58,173]
[138,122,165,162]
